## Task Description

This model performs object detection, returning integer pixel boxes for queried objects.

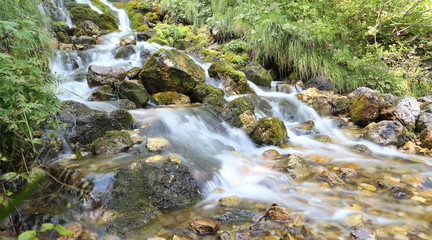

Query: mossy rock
[91,0,114,16]
[240,64,272,87]
[145,12,160,24]
[223,96,255,127]
[208,60,254,95]
[90,130,134,155]
[102,160,201,234]
[114,45,135,59]
[203,88,226,115]
[250,117,288,146]
[223,39,252,54]
[332,96,351,116]
[350,91,380,127]
[115,80,149,108]
[147,37,170,46]
[59,101,134,145]
[139,48,206,94]
[190,83,215,102]
[130,13,144,29]
[70,5,118,32]
[91,84,114,101]
[224,51,248,66]
[137,24,150,32]
[151,91,191,105]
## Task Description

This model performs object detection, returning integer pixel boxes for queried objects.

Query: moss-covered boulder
[223,96,255,127]
[115,80,149,108]
[91,84,113,101]
[202,89,227,115]
[363,120,409,147]
[208,61,254,95]
[139,48,206,94]
[250,117,288,146]
[90,130,134,155]
[190,83,215,103]
[114,45,136,59]
[87,65,127,88]
[78,20,100,36]
[151,91,191,105]
[273,154,313,181]
[332,96,351,116]
[70,4,118,32]
[100,160,201,234]
[240,64,272,87]
[350,91,380,127]
[59,101,134,145]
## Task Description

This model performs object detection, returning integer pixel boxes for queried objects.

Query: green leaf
[1,172,17,181]
[54,225,72,236]
[18,230,37,240]
[40,223,54,232]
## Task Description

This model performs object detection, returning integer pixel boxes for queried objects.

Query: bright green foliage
[150,0,432,96]
[0,0,61,165]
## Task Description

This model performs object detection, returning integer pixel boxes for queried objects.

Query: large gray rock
[379,97,420,126]
[115,80,149,107]
[59,101,134,145]
[90,130,134,155]
[363,120,408,147]
[139,48,206,94]
[87,65,127,88]
[99,160,201,234]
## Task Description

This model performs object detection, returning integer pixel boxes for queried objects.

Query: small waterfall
[99,0,131,31]
[75,0,104,14]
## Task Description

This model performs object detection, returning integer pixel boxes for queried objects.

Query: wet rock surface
[115,80,150,107]
[87,65,127,88]
[363,120,409,147]
[350,90,380,127]
[189,218,220,235]
[90,130,134,155]
[208,60,255,95]
[250,117,288,146]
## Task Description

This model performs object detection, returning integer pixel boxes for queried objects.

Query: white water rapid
[46,1,432,239]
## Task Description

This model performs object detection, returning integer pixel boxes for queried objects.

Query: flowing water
[44,1,432,239]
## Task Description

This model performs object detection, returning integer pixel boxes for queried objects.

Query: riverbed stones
[391,186,414,199]
[146,137,169,151]
[87,65,127,88]
[90,130,134,155]
[379,96,420,126]
[139,48,206,94]
[350,226,377,240]
[101,161,201,234]
[273,154,313,181]
[116,80,150,107]
[250,117,288,146]
[59,101,134,145]
[350,90,380,127]
[267,203,291,221]
[240,64,272,87]
[151,91,191,105]
[261,149,281,160]
[189,218,220,235]
[208,60,255,95]
[363,120,408,147]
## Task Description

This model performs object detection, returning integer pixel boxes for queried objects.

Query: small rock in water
[146,137,169,151]
[319,171,344,185]
[261,149,281,160]
[360,183,376,192]
[337,168,358,179]
[146,155,163,163]
[56,222,83,239]
[218,196,240,207]
[267,203,291,222]
[120,38,136,46]
[249,224,270,236]
[166,154,181,164]
[391,186,414,199]
[350,226,377,240]
[189,218,220,235]
[353,144,373,156]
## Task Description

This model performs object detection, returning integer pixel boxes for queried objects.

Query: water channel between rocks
[44,1,432,239]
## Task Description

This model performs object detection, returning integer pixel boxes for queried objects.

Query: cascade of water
[75,0,104,14]
[99,0,131,31]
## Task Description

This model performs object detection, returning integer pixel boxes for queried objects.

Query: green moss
[192,33,209,47]
[223,39,252,54]
[208,61,254,94]
[202,48,219,62]
[91,0,113,16]
[137,24,150,32]
[70,6,118,32]
[178,25,193,38]
[203,89,226,115]
[224,96,255,127]
[147,37,170,46]
[130,13,144,29]
[190,83,216,102]
[114,2,126,9]
[350,92,379,127]
[146,12,160,23]
[151,91,191,105]
[224,51,248,66]
[250,117,287,146]
[125,1,139,18]
[90,130,133,155]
